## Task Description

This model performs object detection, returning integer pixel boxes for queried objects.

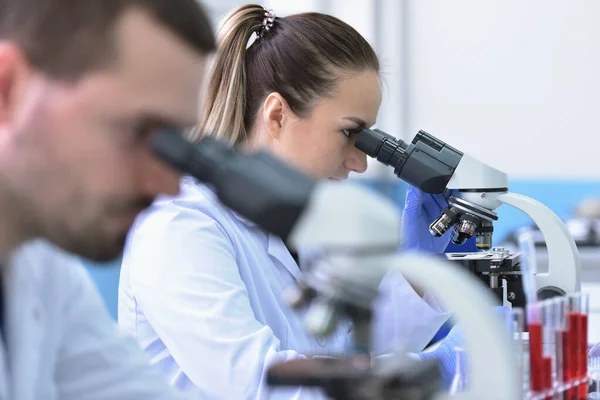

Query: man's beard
[49,197,155,262]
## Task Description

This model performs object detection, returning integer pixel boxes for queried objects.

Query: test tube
[544,298,562,398]
[553,296,570,397]
[512,307,527,393]
[529,300,546,396]
[568,294,582,400]
[578,293,590,400]
[542,299,556,399]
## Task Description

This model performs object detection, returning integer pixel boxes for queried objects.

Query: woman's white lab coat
[0,239,189,400]
[118,177,450,399]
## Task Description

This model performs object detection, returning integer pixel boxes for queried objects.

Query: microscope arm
[497,192,581,295]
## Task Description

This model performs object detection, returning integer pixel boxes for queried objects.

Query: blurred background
[84,0,600,330]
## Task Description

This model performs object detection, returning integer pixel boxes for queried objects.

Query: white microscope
[353,128,582,308]
[267,183,524,399]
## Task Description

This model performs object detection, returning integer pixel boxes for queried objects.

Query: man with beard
[0,1,215,398]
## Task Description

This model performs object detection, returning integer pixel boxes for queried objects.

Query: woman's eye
[343,128,363,137]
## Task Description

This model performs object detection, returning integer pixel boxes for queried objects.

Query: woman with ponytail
[118,4,455,398]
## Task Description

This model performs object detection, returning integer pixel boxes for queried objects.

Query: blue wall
[83,179,600,320]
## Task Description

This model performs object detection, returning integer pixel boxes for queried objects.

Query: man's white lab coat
[0,239,184,400]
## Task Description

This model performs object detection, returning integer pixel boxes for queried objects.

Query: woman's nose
[346,147,368,174]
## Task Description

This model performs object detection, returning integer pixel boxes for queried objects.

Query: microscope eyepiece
[353,128,406,166]
[353,128,463,194]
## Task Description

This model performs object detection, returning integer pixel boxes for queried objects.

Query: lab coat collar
[6,244,45,399]
[230,210,303,281]
[230,211,258,228]
[266,234,303,281]
[228,206,303,282]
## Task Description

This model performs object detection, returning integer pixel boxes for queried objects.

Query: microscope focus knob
[537,286,566,300]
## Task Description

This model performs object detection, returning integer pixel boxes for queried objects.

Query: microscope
[353,128,581,308]
[150,130,523,399]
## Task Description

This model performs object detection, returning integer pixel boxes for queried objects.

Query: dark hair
[0,0,216,81]
[195,4,380,144]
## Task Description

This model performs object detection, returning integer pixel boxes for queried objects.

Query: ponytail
[190,4,379,146]
[189,4,264,144]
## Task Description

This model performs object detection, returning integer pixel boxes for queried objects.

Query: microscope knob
[283,283,316,310]
[537,286,566,300]
[304,298,338,338]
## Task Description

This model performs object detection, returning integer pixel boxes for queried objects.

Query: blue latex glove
[416,306,510,389]
[416,324,464,388]
[445,236,478,253]
[401,185,459,253]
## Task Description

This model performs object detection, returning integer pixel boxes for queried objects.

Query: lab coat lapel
[6,256,44,400]
[230,210,303,282]
[267,234,303,282]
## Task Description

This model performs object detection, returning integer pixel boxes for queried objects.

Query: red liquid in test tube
[569,311,580,399]
[577,314,588,399]
[543,356,553,399]
[557,330,571,383]
[553,297,572,400]
[578,294,589,400]
[560,329,573,399]
[532,300,557,398]
[529,322,545,392]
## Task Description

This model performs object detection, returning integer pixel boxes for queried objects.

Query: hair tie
[256,8,276,39]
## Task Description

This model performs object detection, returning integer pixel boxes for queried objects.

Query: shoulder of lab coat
[6,239,188,400]
[120,178,327,399]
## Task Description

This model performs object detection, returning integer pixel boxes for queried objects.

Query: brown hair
[0,0,216,81]
[194,4,379,144]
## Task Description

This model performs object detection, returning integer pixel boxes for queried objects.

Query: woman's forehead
[315,71,382,125]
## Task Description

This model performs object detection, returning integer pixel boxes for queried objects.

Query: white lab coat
[0,239,188,400]
[118,177,450,399]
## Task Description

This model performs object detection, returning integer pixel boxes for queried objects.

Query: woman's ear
[261,92,291,140]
